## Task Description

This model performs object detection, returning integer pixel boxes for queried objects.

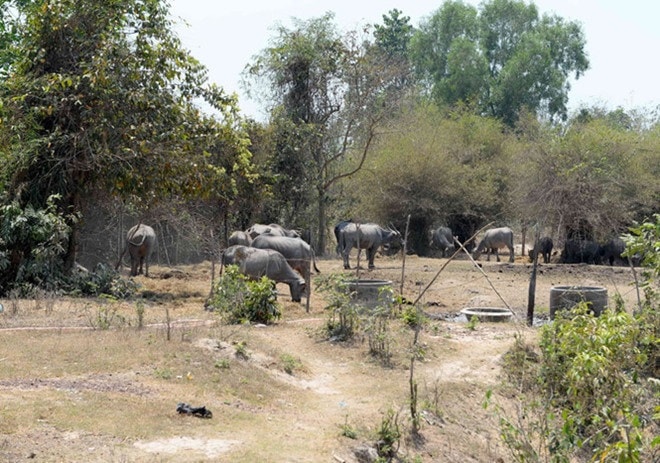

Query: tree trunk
[316,185,327,254]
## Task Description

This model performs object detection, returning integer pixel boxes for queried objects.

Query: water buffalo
[334,219,354,255]
[221,245,259,268]
[234,246,306,303]
[339,223,402,270]
[599,238,626,266]
[116,224,156,277]
[228,230,252,247]
[429,226,455,257]
[246,223,300,240]
[528,236,554,264]
[473,227,514,263]
[561,239,601,264]
[250,235,320,289]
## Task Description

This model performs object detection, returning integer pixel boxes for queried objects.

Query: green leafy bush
[0,196,72,296]
[65,263,138,299]
[207,265,280,324]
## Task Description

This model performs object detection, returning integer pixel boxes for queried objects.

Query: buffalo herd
[218,221,634,303]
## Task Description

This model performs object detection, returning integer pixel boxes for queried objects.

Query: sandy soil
[0,252,640,462]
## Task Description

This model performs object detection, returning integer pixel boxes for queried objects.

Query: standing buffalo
[339,223,402,270]
[561,239,601,264]
[233,247,306,303]
[228,230,252,247]
[599,238,626,266]
[473,227,515,263]
[528,236,554,264]
[334,219,354,255]
[117,224,156,277]
[429,226,455,257]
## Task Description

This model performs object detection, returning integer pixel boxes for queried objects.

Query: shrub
[207,265,280,325]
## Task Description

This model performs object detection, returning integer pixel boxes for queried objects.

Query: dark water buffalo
[334,220,354,255]
[599,238,626,266]
[561,239,601,264]
[228,230,252,247]
[528,236,554,264]
[246,223,300,240]
[116,224,156,277]
[339,223,401,269]
[250,234,320,287]
[233,246,306,303]
[473,227,514,263]
[429,226,455,257]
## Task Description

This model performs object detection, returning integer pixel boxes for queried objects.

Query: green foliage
[375,408,401,459]
[624,214,660,301]
[316,273,361,341]
[0,196,71,295]
[0,0,253,270]
[348,104,510,246]
[279,353,302,375]
[410,0,589,125]
[207,265,281,325]
[535,305,656,460]
[399,304,427,329]
[65,263,138,299]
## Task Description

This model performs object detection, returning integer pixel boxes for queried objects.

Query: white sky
[169,0,660,121]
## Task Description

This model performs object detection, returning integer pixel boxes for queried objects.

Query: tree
[410,0,589,126]
[510,107,659,242]
[244,13,407,252]
[347,103,512,254]
[0,0,251,271]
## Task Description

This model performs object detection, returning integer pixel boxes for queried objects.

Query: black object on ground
[176,402,213,418]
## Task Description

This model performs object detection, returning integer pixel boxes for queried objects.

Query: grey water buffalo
[528,236,554,264]
[334,220,354,255]
[473,227,514,263]
[250,234,320,289]
[228,230,252,247]
[429,226,455,257]
[246,223,300,240]
[221,245,259,268]
[234,246,306,303]
[339,223,402,270]
[599,238,626,266]
[116,224,156,276]
[561,239,601,264]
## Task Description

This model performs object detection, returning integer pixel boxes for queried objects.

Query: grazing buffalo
[599,238,626,266]
[233,247,306,303]
[339,223,402,270]
[250,234,320,294]
[116,224,156,277]
[228,230,252,247]
[221,245,259,268]
[429,226,455,257]
[246,223,300,240]
[473,227,515,263]
[528,236,554,264]
[561,239,601,264]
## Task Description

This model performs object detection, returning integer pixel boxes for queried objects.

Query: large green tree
[410,0,589,126]
[244,13,407,252]
[0,0,252,270]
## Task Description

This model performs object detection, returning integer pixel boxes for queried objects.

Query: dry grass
[0,257,640,461]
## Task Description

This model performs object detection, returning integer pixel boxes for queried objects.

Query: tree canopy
[0,0,254,275]
[410,0,589,126]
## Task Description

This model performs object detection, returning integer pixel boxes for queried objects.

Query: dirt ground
[0,251,641,462]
